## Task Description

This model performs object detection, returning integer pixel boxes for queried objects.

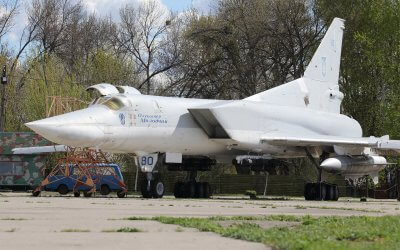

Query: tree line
[0,0,398,140]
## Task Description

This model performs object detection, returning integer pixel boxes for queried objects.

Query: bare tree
[170,0,324,99]
[114,0,179,94]
[0,0,20,42]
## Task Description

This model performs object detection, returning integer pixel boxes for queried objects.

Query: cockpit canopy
[86,83,140,111]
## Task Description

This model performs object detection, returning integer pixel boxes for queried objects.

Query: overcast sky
[4,0,214,50]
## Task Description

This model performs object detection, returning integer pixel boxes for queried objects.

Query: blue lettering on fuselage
[138,113,168,124]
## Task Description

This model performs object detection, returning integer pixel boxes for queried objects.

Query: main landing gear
[304,182,339,201]
[173,171,211,199]
[167,157,215,199]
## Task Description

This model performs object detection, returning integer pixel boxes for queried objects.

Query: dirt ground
[0,192,399,250]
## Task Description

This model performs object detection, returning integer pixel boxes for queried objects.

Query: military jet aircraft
[20,18,400,200]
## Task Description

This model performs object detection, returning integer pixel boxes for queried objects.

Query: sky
[4,0,214,50]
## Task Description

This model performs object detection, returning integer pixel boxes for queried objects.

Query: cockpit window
[103,97,125,110]
[102,97,129,110]
[91,96,111,105]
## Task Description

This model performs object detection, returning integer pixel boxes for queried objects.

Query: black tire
[203,182,211,199]
[174,182,184,198]
[318,183,327,201]
[83,191,92,197]
[141,180,152,198]
[332,185,339,201]
[100,184,111,196]
[57,184,69,195]
[185,182,196,198]
[195,182,204,198]
[304,183,312,200]
[32,190,40,197]
[151,180,165,199]
[308,183,317,200]
[74,192,80,197]
[117,191,126,198]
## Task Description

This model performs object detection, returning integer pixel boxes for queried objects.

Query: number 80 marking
[141,156,154,166]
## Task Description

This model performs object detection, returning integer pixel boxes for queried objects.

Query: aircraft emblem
[119,113,125,125]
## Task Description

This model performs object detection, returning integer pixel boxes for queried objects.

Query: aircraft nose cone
[25,107,108,147]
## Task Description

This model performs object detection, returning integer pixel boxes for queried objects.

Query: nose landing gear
[140,173,165,199]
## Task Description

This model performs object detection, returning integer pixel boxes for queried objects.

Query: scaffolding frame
[33,147,127,197]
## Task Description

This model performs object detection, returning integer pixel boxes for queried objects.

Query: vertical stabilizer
[304,18,345,85]
[245,18,345,113]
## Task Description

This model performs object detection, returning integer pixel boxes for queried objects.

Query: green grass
[102,227,143,233]
[149,215,400,250]
[60,229,90,232]
[0,218,27,220]
[294,205,382,213]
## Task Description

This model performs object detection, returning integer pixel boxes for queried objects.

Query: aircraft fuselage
[27,93,362,163]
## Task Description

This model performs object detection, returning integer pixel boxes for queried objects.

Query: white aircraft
[20,18,400,200]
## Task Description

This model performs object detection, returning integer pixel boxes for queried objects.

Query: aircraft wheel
[83,191,92,197]
[308,183,317,200]
[185,181,196,198]
[203,182,211,199]
[332,185,339,201]
[304,183,313,200]
[100,184,111,195]
[74,192,80,197]
[318,183,327,201]
[57,184,69,195]
[195,182,204,198]
[174,182,184,198]
[151,179,165,199]
[325,184,332,201]
[141,180,152,198]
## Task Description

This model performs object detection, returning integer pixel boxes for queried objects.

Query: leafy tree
[318,0,400,137]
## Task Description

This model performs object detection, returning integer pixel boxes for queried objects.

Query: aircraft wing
[12,145,68,154]
[261,134,400,153]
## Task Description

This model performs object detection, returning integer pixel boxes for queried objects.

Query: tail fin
[245,18,345,113]
[304,18,345,85]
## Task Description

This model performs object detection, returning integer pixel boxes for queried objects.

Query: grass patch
[102,227,143,233]
[151,215,400,249]
[123,216,150,221]
[297,205,382,213]
[175,227,184,232]
[0,218,27,221]
[61,229,90,232]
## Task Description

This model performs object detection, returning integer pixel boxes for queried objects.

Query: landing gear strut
[304,150,339,201]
